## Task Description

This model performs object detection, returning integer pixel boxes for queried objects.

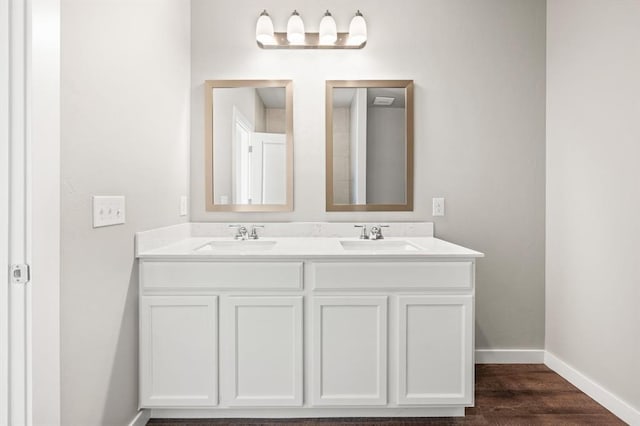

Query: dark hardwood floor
[147,364,626,425]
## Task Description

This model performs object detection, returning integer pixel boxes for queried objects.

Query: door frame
[1,0,61,424]
[1,0,11,421]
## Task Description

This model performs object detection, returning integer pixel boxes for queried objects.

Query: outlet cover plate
[180,196,188,216]
[432,197,445,217]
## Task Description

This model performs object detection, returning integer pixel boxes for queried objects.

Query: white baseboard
[545,351,640,425]
[128,409,150,426]
[475,349,545,364]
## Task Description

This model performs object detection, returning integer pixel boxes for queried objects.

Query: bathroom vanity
[136,223,483,419]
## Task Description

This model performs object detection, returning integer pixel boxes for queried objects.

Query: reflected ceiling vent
[373,96,395,106]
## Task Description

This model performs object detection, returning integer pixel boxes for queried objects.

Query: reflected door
[251,132,286,204]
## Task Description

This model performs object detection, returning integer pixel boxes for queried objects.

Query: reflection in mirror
[205,81,293,212]
[326,80,413,211]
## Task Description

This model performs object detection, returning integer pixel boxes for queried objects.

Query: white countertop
[137,236,484,260]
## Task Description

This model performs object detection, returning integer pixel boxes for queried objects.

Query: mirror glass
[205,80,293,212]
[326,80,414,211]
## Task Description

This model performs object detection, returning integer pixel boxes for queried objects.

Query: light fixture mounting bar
[257,32,366,49]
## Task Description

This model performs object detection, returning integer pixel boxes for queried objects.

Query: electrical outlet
[432,197,445,217]
[180,196,188,216]
[93,196,125,228]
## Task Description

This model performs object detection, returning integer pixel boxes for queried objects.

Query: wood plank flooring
[147,364,625,425]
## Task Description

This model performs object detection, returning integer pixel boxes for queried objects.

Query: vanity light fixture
[255,10,275,45]
[319,10,337,45]
[256,9,367,49]
[348,10,367,45]
[286,10,305,44]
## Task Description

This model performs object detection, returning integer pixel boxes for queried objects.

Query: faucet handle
[370,224,389,240]
[249,225,264,240]
[228,224,247,239]
[354,224,369,239]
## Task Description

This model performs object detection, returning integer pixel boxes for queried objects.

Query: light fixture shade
[255,10,275,44]
[348,10,367,45]
[319,10,337,45]
[287,10,305,44]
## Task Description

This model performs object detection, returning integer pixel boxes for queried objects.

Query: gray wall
[61,1,190,424]
[546,0,640,414]
[366,107,406,204]
[191,0,546,350]
[332,107,351,204]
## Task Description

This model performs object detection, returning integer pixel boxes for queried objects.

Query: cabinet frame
[140,295,218,407]
[222,296,303,407]
[311,296,388,406]
[138,256,477,417]
[397,295,473,406]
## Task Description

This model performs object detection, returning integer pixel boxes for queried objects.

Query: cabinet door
[222,296,303,406]
[397,295,473,405]
[140,296,218,407]
[312,296,387,406]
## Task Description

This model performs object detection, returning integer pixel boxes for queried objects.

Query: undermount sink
[339,240,421,251]
[196,240,277,252]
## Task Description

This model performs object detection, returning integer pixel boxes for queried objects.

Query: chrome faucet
[229,224,249,240]
[248,225,264,240]
[369,225,389,240]
[354,224,369,239]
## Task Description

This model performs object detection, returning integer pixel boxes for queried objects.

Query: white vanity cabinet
[139,260,304,410]
[220,296,303,407]
[309,260,475,409]
[137,239,481,419]
[139,296,218,407]
[311,296,388,406]
[397,295,473,405]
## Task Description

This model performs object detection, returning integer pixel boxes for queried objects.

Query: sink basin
[196,240,277,252]
[339,240,421,251]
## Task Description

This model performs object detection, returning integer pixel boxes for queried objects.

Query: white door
[397,295,473,405]
[140,296,218,407]
[312,296,388,406]
[250,132,286,204]
[222,296,303,407]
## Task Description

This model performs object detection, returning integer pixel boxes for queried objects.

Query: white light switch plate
[93,196,125,228]
[432,197,445,217]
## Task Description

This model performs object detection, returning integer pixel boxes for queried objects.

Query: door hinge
[10,264,30,284]
[248,145,253,153]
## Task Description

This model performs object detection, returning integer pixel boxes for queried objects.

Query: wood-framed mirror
[205,80,293,212]
[326,80,414,211]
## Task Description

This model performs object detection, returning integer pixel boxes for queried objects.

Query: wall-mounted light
[348,10,367,46]
[286,10,305,44]
[319,10,337,45]
[255,10,275,45]
[256,9,367,49]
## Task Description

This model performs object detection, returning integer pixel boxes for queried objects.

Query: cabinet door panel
[398,295,473,405]
[140,296,218,407]
[312,296,387,406]
[224,296,303,406]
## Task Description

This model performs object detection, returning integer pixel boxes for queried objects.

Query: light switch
[180,196,188,216]
[93,196,126,228]
[432,197,445,217]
